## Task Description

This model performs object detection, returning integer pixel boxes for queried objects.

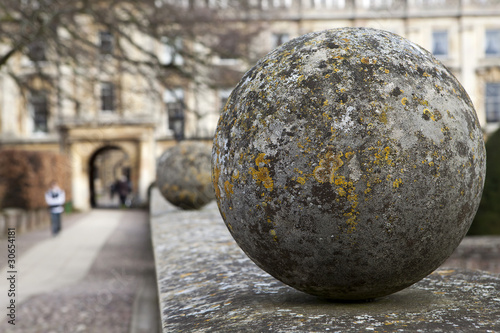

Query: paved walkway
[0,209,159,332]
[0,210,120,308]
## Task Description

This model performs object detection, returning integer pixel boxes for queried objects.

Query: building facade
[1,0,499,210]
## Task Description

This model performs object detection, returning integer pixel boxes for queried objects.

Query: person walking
[115,175,131,207]
[45,180,66,235]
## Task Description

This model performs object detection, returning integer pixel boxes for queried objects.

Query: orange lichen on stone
[224,180,234,197]
[384,147,392,161]
[423,109,433,120]
[393,178,403,188]
[344,151,355,160]
[270,229,278,242]
[255,153,270,167]
[212,160,222,199]
[423,109,443,121]
[313,150,359,232]
[379,109,388,124]
[372,146,395,167]
[250,153,274,191]
[314,151,344,183]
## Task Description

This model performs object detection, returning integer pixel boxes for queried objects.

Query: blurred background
[0,0,499,232]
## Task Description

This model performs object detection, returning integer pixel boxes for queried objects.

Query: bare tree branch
[0,0,261,137]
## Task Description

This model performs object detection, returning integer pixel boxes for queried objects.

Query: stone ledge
[0,208,51,237]
[150,188,500,332]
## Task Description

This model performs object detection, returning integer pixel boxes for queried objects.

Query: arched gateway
[89,146,130,208]
[61,123,156,211]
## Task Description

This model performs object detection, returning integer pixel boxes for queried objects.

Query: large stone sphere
[157,141,214,210]
[212,28,486,300]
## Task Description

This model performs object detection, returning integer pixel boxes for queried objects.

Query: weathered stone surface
[212,28,486,299]
[157,141,214,210]
[150,189,500,332]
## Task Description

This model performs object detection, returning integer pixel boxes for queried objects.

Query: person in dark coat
[115,175,131,207]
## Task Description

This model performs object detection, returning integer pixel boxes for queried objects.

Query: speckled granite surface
[150,188,500,332]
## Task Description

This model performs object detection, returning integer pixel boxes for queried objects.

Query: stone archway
[89,146,131,208]
[62,124,156,211]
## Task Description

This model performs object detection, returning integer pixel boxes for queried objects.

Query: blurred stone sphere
[212,27,486,300]
[157,141,214,210]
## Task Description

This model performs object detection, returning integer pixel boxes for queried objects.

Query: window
[206,0,229,7]
[362,0,392,8]
[333,0,346,8]
[99,31,114,55]
[164,89,185,140]
[101,82,115,111]
[27,40,46,62]
[160,37,183,66]
[272,33,290,49]
[271,0,292,7]
[218,32,241,62]
[313,0,337,7]
[485,29,500,56]
[30,92,48,133]
[432,30,448,57]
[418,0,446,5]
[486,83,500,123]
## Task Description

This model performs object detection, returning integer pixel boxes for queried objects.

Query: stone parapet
[0,208,50,238]
[150,188,500,332]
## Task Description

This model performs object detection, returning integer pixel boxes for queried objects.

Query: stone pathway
[0,209,159,333]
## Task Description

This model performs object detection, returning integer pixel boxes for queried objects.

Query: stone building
[0,0,499,210]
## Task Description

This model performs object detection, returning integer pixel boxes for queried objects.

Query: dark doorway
[89,146,131,208]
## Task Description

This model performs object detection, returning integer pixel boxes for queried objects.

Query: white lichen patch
[333,106,356,132]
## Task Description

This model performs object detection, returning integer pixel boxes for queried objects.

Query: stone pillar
[37,208,50,228]
[33,209,41,228]
[17,211,27,234]
[71,144,91,211]
[0,213,5,238]
[138,130,156,206]
[460,20,479,120]
[27,210,36,231]
[2,209,21,236]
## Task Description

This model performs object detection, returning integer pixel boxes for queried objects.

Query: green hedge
[468,129,500,235]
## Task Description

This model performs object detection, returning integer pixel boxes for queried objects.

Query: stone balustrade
[0,208,51,238]
[149,188,500,332]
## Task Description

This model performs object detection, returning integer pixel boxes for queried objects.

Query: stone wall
[150,188,500,332]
